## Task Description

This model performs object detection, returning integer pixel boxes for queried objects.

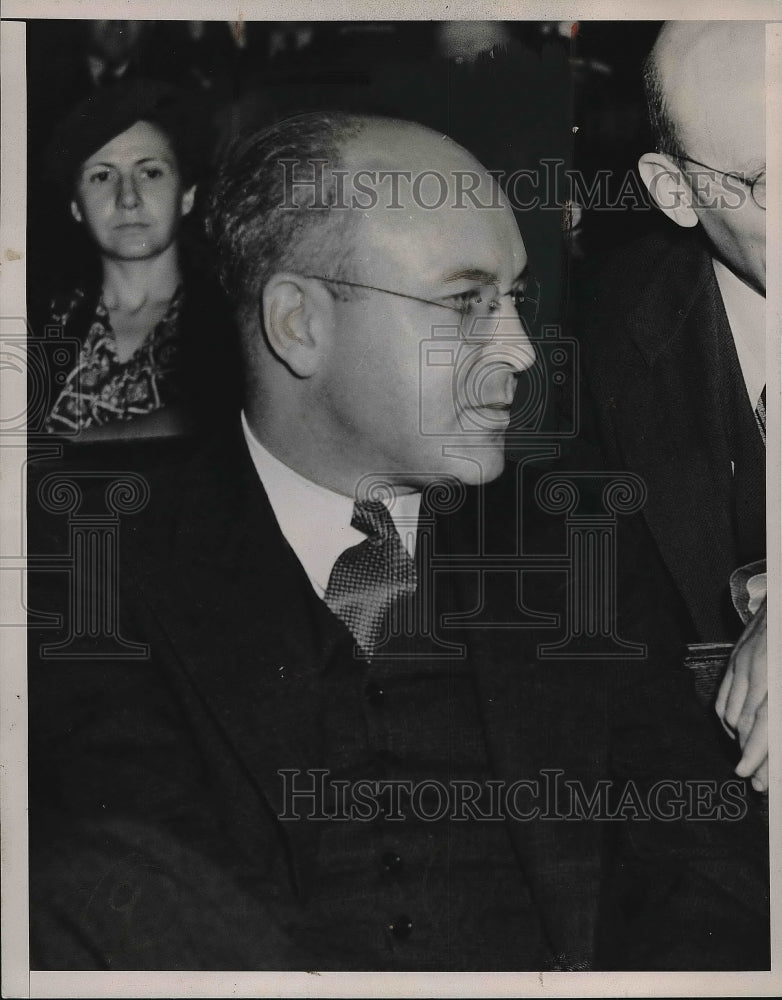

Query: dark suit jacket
[28,430,769,971]
[580,228,766,643]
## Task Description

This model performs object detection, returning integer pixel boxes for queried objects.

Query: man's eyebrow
[441,268,499,285]
[440,266,531,287]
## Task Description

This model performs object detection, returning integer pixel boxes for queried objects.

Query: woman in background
[42,80,240,440]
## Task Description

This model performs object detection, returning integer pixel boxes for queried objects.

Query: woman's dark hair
[44,79,212,196]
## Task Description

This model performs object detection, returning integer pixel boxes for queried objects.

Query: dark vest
[278,540,552,970]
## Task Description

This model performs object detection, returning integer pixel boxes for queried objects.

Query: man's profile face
[311,127,536,491]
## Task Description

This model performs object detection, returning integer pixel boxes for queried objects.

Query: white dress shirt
[713,262,767,610]
[241,412,421,598]
[712,258,766,409]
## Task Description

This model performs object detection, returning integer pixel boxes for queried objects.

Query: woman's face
[71,120,194,262]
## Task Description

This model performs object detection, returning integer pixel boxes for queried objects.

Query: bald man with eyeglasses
[581,21,770,792]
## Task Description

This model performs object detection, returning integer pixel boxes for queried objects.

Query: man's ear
[70,200,83,224]
[261,274,335,378]
[638,152,699,228]
[181,185,196,217]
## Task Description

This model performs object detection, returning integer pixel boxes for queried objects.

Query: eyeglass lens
[752,173,766,209]
[453,277,541,342]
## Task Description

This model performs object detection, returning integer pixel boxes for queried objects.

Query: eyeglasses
[668,153,766,210]
[299,274,541,343]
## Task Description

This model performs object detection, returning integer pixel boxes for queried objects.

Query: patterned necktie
[324,500,417,659]
[755,384,766,444]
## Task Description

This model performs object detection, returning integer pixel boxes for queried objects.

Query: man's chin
[444,449,506,487]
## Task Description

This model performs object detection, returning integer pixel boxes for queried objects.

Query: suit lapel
[443,484,605,967]
[128,429,337,888]
[615,239,738,639]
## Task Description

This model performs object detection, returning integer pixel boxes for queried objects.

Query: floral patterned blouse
[45,286,184,434]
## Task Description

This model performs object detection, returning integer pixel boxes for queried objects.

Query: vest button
[381,851,403,874]
[365,681,384,706]
[389,915,413,940]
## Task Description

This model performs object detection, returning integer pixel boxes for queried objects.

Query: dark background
[25,19,664,317]
[23,19,667,446]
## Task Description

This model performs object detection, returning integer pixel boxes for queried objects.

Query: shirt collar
[712,258,766,407]
[241,412,420,597]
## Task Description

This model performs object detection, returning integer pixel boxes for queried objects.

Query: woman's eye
[86,170,112,184]
[140,166,165,179]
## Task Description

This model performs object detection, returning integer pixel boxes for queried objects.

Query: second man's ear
[70,200,83,224]
[638,152,699,229]
[261,274,335,378]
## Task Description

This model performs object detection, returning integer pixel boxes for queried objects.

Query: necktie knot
[324,498,417,658]
[351,499,396,542]
[755,384,766,445]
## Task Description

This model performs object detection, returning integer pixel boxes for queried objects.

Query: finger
[723,652,750,730]
[736,698,756,749]
[715,663,734,720]
[736,700,761,751]
[742,654,768,712]
[742,675,767,724]
[735,698,767,776]
[718,713,737,739]
[751,760,769,795]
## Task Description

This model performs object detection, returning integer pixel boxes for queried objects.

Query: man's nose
[481,303,537,374]
[117,173,140,209]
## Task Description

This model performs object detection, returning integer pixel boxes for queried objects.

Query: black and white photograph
[1,1,779,996]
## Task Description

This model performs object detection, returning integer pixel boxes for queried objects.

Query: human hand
[715,598,768,793]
